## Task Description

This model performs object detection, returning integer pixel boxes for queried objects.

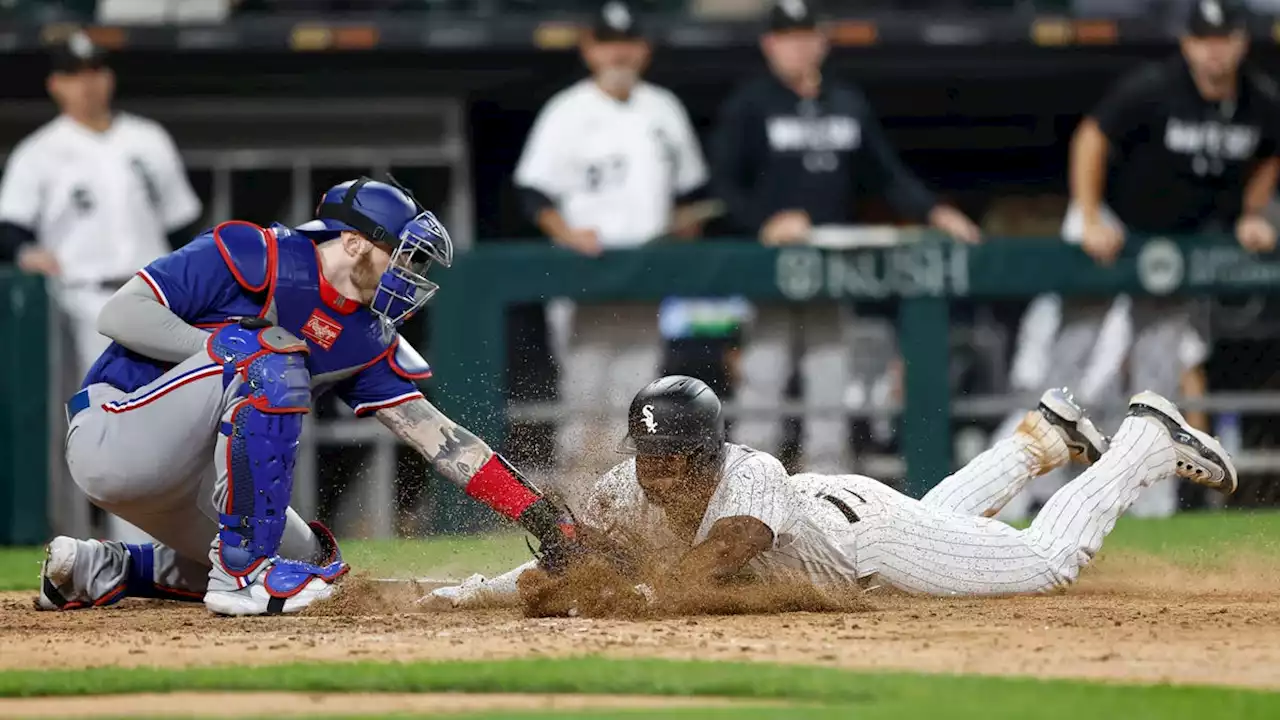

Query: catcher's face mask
[370,211,454,328]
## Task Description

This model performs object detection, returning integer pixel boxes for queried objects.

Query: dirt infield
[4,552,1280,692]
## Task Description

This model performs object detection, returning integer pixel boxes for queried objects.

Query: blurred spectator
[709,0,980,472]
[998,0,1280,521]
[513,1,716,483]
[0,32,202,540]
[96,0,231,23]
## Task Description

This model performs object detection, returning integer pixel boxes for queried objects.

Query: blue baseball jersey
[82,221,432,416]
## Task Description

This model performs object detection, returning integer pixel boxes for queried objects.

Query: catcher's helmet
[620,375,725,459]
[295,177,453,328]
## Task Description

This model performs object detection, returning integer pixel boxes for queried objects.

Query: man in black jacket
[1000,0,1280,521]
[709,0,979,472]
[711,0,979,246]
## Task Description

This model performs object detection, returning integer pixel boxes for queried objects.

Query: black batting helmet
[620,376,725,459]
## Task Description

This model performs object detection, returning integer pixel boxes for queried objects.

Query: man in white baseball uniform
[0,32,202,541]
[514,1,719,487]
[429,376,1235,605]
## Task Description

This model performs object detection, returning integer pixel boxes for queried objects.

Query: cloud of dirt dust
[302,574,441,616]
[1077,549,1280,599]
[516,547,871,620]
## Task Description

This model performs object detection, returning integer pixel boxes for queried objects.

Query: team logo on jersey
[130,158,161,210]
[641,404,658,433]
[301,309,343,350]
[71,186,94,214]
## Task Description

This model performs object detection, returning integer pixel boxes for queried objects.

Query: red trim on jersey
[314,247,359,315]
[465,455,542,521]
[136,269,168,307]
[352,391,424,417]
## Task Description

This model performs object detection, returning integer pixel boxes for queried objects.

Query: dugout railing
[4,234,1280,543]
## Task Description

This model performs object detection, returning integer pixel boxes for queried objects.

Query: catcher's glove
[525,502,584,575]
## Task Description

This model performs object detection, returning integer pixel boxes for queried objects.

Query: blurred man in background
[710,0,980,474]
[999,0,1280,521]
[513,1,717,492]
[0,32,202,541]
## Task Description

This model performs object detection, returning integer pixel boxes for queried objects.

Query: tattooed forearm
[376,398,494,486]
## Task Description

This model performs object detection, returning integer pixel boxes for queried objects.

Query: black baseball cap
[1185,0,1248,38]
[50,31,108,74]
[769,0,818,32]
[592,1,644,42]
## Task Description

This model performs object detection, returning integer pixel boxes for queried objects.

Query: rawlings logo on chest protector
[301,310,343,350]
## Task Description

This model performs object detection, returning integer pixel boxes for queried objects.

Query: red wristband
[465,454,541,521]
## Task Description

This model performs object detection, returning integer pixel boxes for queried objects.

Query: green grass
[0,658,1276,718]
[341,531,532,579]
[0,531,533,591]
[1097,509,1280,561]
[0,545,42,590]
[3,510,1278,592]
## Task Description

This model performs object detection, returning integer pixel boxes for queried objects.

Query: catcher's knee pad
[210,321,311,575]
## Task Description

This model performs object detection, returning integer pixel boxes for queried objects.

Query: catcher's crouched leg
[204,322,348,616]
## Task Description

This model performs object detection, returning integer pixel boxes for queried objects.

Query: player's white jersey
[0,112,201,284]
[514,79,707,247]
[582,444,862,586]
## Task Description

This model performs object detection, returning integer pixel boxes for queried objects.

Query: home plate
[369,577,459,593]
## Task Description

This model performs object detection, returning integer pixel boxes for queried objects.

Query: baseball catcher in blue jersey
[37,177,577,616]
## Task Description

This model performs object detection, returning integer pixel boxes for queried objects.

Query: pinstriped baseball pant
[829,416,1175,595]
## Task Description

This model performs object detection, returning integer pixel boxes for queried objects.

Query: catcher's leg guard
[204,322,346,615]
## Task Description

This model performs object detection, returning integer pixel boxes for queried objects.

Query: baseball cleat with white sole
[1127,391,1238,494]
[34,536,112,611]
[204,574,342,616]
[1038,387,1109,466]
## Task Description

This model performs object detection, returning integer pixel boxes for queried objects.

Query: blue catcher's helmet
[296,177,454,327]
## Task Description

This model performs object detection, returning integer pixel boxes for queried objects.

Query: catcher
[37,178,576,616]
[429,375,1235,607]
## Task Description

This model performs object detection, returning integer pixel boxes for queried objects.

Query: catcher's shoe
[1128,391,1238,494]
[1038,387,1109,466]
[34,537,124,611]
[204,521,348,616]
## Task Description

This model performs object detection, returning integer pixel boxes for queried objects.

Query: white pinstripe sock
[1024,417,1175,583]
[921,411,1068,517]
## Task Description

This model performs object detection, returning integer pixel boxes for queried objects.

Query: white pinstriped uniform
[581,412,1175,595]
[0,113,201,379]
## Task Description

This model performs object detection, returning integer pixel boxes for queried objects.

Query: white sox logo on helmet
[641,404,658,433]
